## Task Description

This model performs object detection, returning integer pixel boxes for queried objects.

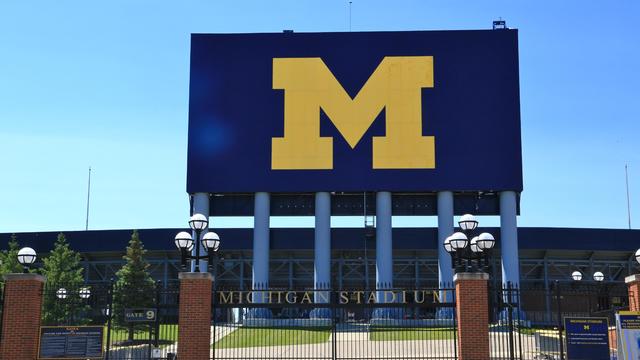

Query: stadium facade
[3,28,638,319]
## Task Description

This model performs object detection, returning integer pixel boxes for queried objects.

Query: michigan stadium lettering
[271,56,436,170]
[215,290,451,305]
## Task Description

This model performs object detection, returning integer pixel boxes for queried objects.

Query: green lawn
[214,327,332,348]
[369,327,456,341]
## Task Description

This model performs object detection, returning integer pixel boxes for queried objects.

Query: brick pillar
[625,274,640,312]
[0,273,46,360]
[178,272,213,360]
[455,272,490,360]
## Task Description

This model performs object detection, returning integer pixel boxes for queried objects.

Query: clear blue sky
[0,1,638,232]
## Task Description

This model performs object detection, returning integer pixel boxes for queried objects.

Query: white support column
[437,191,454,295]
[376,191,393,294]
[500,191,520,287]
[314,192,331,301]
[191,192,209,272]
[253,192,270,302]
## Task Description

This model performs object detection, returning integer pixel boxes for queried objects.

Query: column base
[372,308,404,319]
[498,308,527,322]
[246,308,273,319]
[436,307,455,320]
[310,308,332,319]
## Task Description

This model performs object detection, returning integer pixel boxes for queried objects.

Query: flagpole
[86,166,91,231]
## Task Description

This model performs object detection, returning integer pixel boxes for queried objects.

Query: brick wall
[626,274,640,312]
[177,272,213,360]
[455,272,490,360]
[0,273,45,360]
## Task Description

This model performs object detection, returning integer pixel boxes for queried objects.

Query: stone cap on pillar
[179,272,213,281]
[453,272,490,282]
[3,273,46,282]
[625,274,640,284]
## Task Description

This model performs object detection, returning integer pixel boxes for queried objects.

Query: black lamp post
[174,214,221,272]
[571,270,606,314]
[443,214,495,274]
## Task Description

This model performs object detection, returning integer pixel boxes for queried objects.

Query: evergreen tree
[40,233,87,325]
[112,230,155,341]
[0,234,24,278]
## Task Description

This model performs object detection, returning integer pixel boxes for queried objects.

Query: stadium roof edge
[0,227,638,254]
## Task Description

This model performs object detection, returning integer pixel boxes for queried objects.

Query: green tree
[40,233,87,325]
[0,234,24,278]
[112,230,155,341]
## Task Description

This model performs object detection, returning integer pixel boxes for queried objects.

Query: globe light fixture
[571,271,583,281]
[443,236,454,253]
[593,271,605,282]
[188,213,208,231]
[476,233,496,250]
[470,236,480,253]
[79,287,91,299]
[458,214,478,231]
[202,232,221,252]
[57,288,68,299]
[17,247,37,273]
[174,232,193,250]
[449,232,468,250]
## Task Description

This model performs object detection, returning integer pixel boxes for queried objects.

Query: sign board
[187,30,522,193]
[38,326,103,359]
[124,308,157,322]
[563,317,610,360]
[616,311,640,359]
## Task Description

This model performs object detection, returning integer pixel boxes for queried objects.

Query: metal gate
[490,282,626,360]
[211,285,458,360]
[41,281,179,360]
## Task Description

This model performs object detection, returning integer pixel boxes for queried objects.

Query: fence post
[625,274,640,311]
[454,272,490,360]
[0,273,46,360]
[178,272,213,360]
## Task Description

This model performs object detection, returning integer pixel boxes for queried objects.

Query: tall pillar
[191,192,209,272]
[455,272,490,360]
[500,191,520,286]
[253,192,270,300]
[314,192,331,296]
[376,191,393,291]
[437,191,454,290]
[436,191,455,319]
[177,272,212,360]
[0,273,46,360]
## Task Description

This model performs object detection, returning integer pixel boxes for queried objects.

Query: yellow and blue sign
[617,311,640,360]
[564,317,610,360]
[187,30,522,193]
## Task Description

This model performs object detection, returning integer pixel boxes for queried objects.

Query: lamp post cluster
[443,214,496,274]
[174,214,221,272]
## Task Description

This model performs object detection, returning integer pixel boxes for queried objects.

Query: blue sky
[0,0,638,232]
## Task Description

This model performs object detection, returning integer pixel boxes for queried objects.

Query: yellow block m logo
[272,56,435,170]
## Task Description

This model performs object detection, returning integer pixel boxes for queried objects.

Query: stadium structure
[2,26,639,321]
